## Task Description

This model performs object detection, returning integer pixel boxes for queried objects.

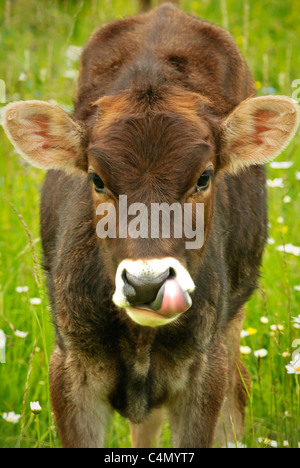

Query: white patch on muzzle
[112,258,195,327]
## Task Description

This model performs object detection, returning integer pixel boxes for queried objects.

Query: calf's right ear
[1,101,86,172]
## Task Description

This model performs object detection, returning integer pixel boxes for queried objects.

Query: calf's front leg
[168,341,228,448]
[130,407,166,448]
[50,347,112,448]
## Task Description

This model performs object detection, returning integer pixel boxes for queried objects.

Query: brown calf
[2,4,299,448]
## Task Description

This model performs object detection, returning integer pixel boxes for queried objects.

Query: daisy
[267,178,284,188]
[277,243,300,256]
[285,354,300,374]
[269,161,293,169]
[65,45,82,62]
[63,69,79,80]
[14,330,28,338]
[254,349,268,358]
[29,298,42,306]
[240,346,252,355]
[270,324,284,332]
[292,315,300,325]
[2,411,21,424]
[16,286,29,293]
[258,437,278,448]
[260,316,269,324]
[30,401,42,414]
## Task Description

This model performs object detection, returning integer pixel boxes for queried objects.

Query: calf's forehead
[88,112,215,190]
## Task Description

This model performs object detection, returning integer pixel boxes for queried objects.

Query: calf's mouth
[113,258,195,327]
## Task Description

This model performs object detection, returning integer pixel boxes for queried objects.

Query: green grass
[0,0,300,448]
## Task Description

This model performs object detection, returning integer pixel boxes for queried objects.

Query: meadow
[0,0,300,448]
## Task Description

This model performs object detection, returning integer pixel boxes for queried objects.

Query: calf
[2,4,299,448]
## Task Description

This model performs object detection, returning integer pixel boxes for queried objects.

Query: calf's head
[2,89,299,326]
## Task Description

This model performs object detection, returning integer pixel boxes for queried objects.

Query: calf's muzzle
[113,258,195,327]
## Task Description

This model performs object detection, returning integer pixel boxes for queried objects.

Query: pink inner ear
[252,109,278,145]
[27,114,78,158]
[227,108,279,155]
[28,114,51,140]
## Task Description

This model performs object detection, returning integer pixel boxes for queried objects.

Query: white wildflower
[285,354,300,374]
[258,437,278,448]
[267,178,284,188]
[65,45,82,62]
[14,330,28,338]
[260,316,269,324]
[277,243,300,256]
[2,411,21,424]
[270,324,284,332]
[270,161,293,169]
[18,72,27,82]
[254,348,268,358]
[63,69,78,80]
[16,286,29,293]
[240,346,252,355]
[30,401,42,415]
[29,298,42,305]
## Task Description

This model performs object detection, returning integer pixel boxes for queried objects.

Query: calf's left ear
[2,101,86,172]
[220,95,300,174]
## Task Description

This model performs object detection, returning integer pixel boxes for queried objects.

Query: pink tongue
[150,279,192,315]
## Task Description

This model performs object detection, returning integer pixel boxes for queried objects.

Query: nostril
[168,267,176,279]
[122,268,172,307]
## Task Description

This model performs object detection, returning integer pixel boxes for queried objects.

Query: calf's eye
[88,173,105,193]
[195,170,212,192]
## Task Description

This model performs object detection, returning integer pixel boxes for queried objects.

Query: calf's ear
[2,101,86,172]
[220,95,300,174]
